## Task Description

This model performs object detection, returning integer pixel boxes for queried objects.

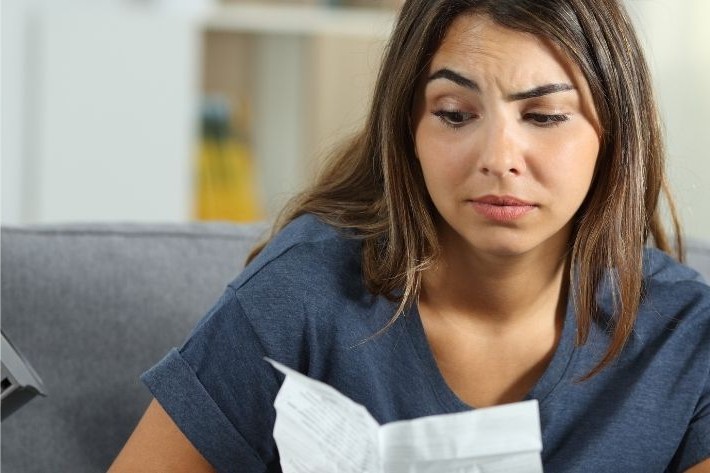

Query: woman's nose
[476,118,525,178]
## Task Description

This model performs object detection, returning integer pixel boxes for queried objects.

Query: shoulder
[229,213,362,295]
[221,214,374,361]
[594,248,710,323]
[642,247,710,313]
[637,249,710,469]
[627,247,710,346]
[582,248,710,370]
[644,247,707,285]
[563,249,710,468]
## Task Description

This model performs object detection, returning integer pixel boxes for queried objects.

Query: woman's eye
[524,113,570,127]
[433,110,475,128]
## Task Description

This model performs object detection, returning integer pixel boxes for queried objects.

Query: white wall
[2,1,202,224]
[626,0,710,241]
[2,0,31,223]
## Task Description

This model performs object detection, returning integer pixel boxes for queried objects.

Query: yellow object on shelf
[194,95,264,222]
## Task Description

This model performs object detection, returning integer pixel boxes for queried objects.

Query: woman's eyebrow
[427,68,575,101]
[507,83,575,101]
[427,68,480,91]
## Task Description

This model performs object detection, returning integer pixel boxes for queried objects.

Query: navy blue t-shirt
[142,214,710,472]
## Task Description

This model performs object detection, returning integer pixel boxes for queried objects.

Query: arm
[107,398,216,473]
[687,459,710,473]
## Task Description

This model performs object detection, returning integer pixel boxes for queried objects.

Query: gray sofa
[1,222,267,473]
[1,222,709,473]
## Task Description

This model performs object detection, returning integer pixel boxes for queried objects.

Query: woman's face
[413,13,601,260]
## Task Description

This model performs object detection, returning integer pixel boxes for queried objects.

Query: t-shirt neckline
[403,292,579,412]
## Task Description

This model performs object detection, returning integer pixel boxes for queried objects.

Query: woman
[109,0,710,471]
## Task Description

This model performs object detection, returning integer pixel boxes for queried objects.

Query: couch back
[686,239,710,282]
[1,223,709,473]
[1,222,266,473]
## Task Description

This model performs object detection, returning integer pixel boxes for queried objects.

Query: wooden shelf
[199,3,394,216]
[200,3,396,38]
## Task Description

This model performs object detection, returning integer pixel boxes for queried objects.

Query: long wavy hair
[248,0,683,378]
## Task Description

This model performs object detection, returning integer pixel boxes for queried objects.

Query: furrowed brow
[507,83,575,101]
[427,68,480,92]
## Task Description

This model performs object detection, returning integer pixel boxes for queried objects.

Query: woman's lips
[469,195,538,222]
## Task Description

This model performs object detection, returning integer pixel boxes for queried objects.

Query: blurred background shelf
[201,3,395,38]
[198,2,395,218]
[2,1,395,224]
[2,0,710,240]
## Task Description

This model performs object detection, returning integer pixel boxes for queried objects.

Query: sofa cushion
[1,222,266,473]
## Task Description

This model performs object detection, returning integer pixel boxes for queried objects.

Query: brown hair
[248,0,683,378]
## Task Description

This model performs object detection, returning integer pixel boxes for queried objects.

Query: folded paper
[266,358,544,473]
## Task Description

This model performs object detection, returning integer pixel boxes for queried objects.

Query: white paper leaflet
[266,358,543,473]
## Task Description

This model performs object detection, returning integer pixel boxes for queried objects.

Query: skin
[108,399,216,473]
[413,13,600,408]
[108,12,710,473]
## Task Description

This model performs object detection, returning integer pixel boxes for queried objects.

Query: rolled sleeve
[141,287,283,473]
[142,348,266,473]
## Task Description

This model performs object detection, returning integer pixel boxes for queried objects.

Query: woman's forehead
[428,13,586,93]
